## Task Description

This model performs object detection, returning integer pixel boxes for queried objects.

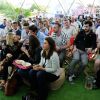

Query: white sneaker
[72,74,76,78]
[68,74,75,82]
[68,76,73,82]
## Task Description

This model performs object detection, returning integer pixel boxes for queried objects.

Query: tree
[0,1,31,20]
[30,4,48,13]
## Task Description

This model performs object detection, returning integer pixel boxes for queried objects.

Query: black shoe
[22,92,36,100]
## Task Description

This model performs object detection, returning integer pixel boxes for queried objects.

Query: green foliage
[30,3,39,11]
[0,1,48,20]
[30,3,48,13]
[0,1,16,19]
[23,9,31,17]
[0,2,31,19]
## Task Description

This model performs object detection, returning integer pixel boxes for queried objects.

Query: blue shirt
[21,29,29,42]
[40,27,49,36]
[0,24,6,29]
[37,31,46,47]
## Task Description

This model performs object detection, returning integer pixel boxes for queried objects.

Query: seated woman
[0,35,22,87]
[19,25,42,64]
[29,37,61,100]
[17,25,42,81]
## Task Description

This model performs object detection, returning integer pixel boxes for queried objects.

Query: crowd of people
[0,15,100,100]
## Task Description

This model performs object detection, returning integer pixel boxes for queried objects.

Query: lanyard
[43,58,46,68]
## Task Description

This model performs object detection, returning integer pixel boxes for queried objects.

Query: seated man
[38,21,49,36]
[0,28,7,49]
[11,21,21,38]
[94,47,100,88]
[68,21,97,82]
[20,22,30,42]
[0,19,7,29]
[94,23,100,74]
[96,23,100,49]
[94,48,100,74]
[59,18,76,67]
[51,23,63,67]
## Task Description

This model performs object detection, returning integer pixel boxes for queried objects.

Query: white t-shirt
[21,29,29,42]
[0,28,6,41]
[71,22,79,32]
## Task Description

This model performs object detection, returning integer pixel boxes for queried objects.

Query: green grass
[0,61,99,100]
[0,61,100,100]
[0,76,100,100]
[48,77,100,100]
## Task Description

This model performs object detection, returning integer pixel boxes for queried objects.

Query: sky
[6,0,100,14]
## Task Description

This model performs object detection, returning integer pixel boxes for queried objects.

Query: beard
[84,29,90,32]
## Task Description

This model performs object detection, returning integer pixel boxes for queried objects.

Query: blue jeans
[29,70,59,100]
[17,68,31,81]
[59,49,66,67]
[68,49,88,76]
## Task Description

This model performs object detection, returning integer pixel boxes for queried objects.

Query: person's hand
[21,47,26,52]
[56,46,61,52]
[60,45,67,50]
[21,47,30,57]
[6,53,12,58]
[38,66,45,70]
[32,65,45,71]
[72,46,77,53]
[33,67,39,70]
[91,50,95,54]
[87,48,92,53]
[32,65,40,70]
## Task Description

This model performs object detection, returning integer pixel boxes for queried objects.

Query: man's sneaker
[68,74,76,84]
[68,76,73,82]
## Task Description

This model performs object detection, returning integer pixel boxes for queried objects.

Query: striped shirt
[61,26,76,46]
[51,32,63,48]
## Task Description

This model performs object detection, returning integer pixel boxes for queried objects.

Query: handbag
[4,69,19,96]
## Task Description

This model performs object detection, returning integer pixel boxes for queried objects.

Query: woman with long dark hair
[20,25,41,64]
[17,25,42,82]
[29,37,61,100]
